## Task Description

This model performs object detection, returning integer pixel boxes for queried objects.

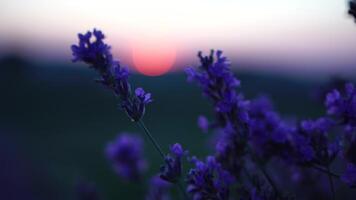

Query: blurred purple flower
[197,115,209,133]
[71,29,152,121]
[106,133,147,181]
[186,156,234,200]
[248,96,292,160]
[325,83,356,128]
[342,163,356,188]
[289,118,339,167]
[145,175,172,200]
[160,143,186,183]
[214,123,246,177]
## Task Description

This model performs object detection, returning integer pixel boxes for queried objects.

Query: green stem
[326,165,336,200]
[137,120,166,159]
[311,165,340,179]
[136,120,189,200]
[247,146,281,198]
[258,164,280,198]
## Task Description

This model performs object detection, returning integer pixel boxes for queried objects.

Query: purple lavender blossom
[105,133,147,181]
[214,123,247,177]
[160,143,185,183]
[325,83,356,128]
[248,96,292,160]
[145,175,172,200]
[186,156,234,200]
[71,29,152,121]
[342,163,356,188]
[185,50,249,178]
[185,50,248,128]
[123,87,153,121]
[289,117,339,167]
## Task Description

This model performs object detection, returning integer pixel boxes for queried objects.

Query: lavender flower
[71,29,152,121]
[248,96,292,160]
[342,163,356,188]
[325,83,356,128]
[186,50,249,178]
[160,143,185,183]
[105,133,147,181]
[186,156,234,200]
[185,50,248,128]
[289,118,339,167]
[214,123,247,177]
[145,175,172,200]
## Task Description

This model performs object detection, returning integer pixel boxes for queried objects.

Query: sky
[0,0,355,76]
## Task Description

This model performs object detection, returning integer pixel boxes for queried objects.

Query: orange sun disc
[132,39,176,76]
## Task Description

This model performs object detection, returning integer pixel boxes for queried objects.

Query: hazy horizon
[1,0,356,77]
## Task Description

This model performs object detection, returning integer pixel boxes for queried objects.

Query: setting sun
[131,39,176,76]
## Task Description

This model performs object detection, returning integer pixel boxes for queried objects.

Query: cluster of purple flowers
[186,156,234,200]
[71,29,152,122]
[160,143,185,183]
[186,50,356,199]
[72,28,356,199]
[186,50,250,180]
[248,96,291,161]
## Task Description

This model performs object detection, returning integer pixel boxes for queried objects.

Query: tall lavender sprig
[185,50,281,196]
[71,29,152,122]
[71,29,188,198]
[185,50,249,177]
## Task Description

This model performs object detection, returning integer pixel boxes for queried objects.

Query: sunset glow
[131,39,176,76]
[0,0,356,77]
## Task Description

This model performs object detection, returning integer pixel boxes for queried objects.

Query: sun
[132,39,176,76]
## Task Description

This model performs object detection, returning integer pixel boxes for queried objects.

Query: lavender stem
[137,120,166,160]
[311,165,340,178]
[327,165,336,200]
[136,120,189,200]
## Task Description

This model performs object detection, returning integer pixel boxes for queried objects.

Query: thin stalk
[311,165,340,179]
[326,165,336,200]
[247,146,281,198]
[177,182,188,199]
[258,164,281,198]
[137,120,166,160]
[136,120,189,200]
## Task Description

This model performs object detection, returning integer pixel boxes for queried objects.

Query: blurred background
[1,0,356,199]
